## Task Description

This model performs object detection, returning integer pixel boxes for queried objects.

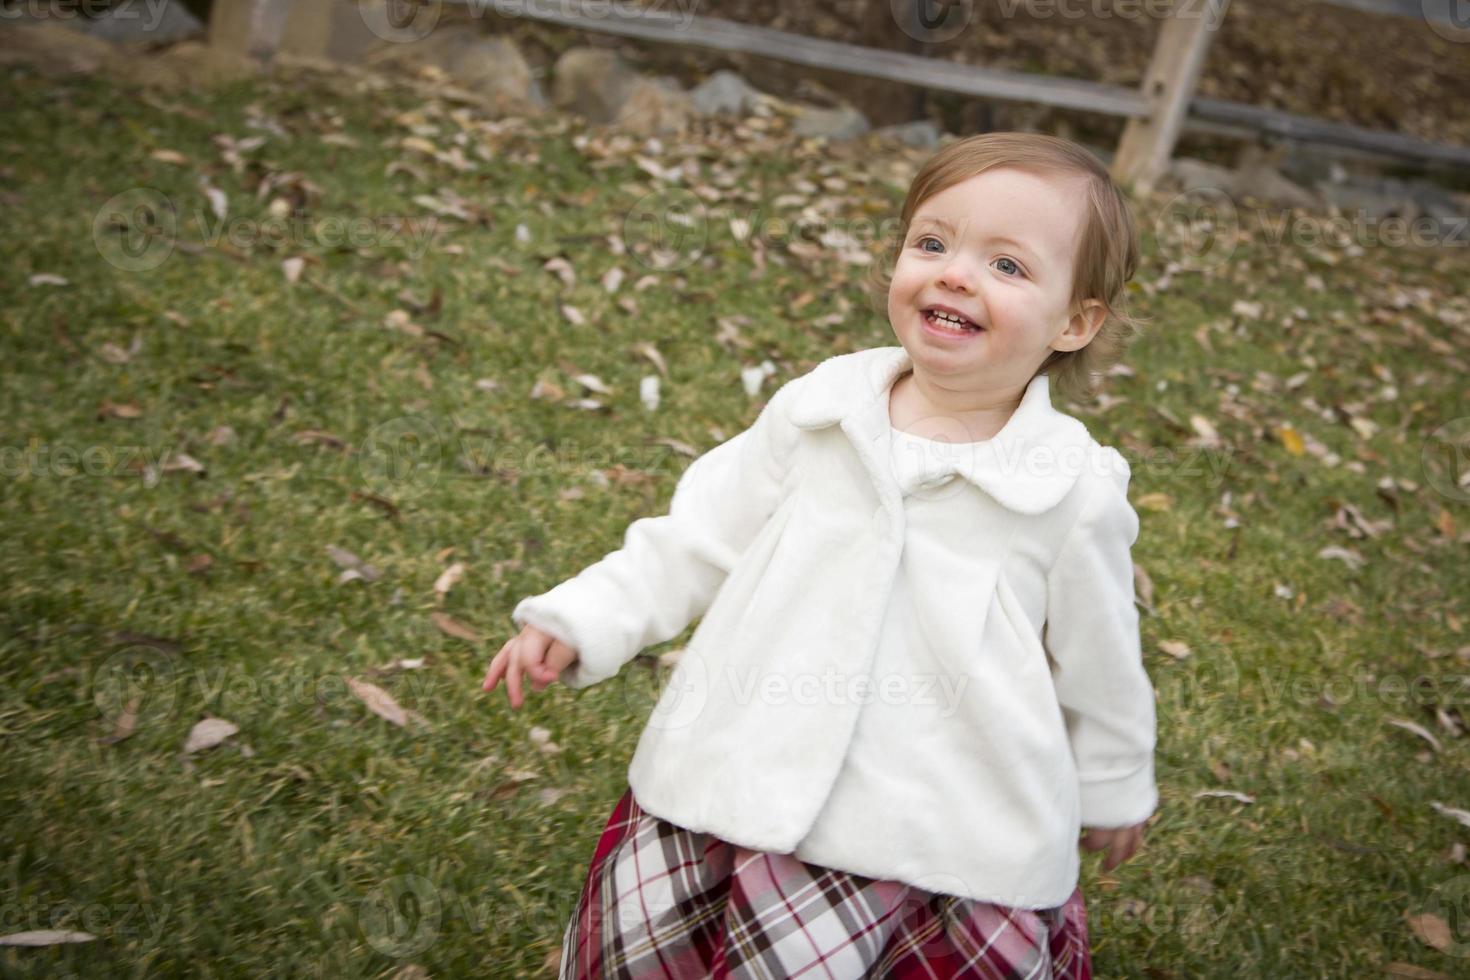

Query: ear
[1051,299,1107,353]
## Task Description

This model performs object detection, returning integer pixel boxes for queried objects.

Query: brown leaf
[183,717,239,754]
[346,676,407,727]
[96,695,140,746]
[431,612,482,643]
[0,930,98,946]
[1383,964,1450,979]
[97,399,143,420]
[433,562,466,598]
[1405,910,1453,953]
[1135,492,1173,512]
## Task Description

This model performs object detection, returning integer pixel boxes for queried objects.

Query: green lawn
[2,61,1469,979]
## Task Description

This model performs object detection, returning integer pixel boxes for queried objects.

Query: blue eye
[994,257,1024,277]
[916,236,943,253]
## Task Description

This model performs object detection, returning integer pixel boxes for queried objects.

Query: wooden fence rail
[213,0,1470,184]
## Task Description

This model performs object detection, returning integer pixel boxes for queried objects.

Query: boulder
[0,21,118,76]
[872,120,940,149]
[551,47,637,124]
[1230,163,1323,211]
[1313,178,1422,222]
[690,69,763,116]
[552,48,691,136]
[75,0,204,45]
[615,75,694,137]
[794,104,870,141]
[368,27,544,116]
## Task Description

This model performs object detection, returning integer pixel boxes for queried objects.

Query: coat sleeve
[1043,450,1159,829]
[510,377,803,690]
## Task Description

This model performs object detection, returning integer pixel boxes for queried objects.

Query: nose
[937,255,976,294]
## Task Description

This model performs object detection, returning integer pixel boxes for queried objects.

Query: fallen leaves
[346,676,409,727]
[183,717,239,754]
[433,561,465,600]
[431,612,481,643]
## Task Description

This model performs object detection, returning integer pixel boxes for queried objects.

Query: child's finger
[482,641,512,692]
[546,641,577,676]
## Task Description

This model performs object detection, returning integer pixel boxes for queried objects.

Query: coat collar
[787,346,1102,515]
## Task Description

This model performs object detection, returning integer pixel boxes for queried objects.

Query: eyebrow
[911,217,1046,267]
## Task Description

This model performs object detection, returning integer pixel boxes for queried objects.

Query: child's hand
[1080,821,1145,872]
[481,624,579,710]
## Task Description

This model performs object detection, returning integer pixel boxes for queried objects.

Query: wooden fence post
[1111,0,1232,193]
[208,0,292,61]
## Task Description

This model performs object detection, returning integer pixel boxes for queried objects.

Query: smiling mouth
[922,309,983,335]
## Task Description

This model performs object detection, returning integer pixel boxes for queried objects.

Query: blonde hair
[865,132,1144,403]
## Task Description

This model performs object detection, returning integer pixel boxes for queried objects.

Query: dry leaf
[1135,492,1173,512]
[1431,801,1470,828]
[0,930,98,946]
[150,148,188,165]
[434,562,465,597]
[1276,425,1306,456]
[98,342,132,364]
[98,400,143,420]
[161,452,205,475]
[1159,640,1192,660]
[281,257,305,284]
[1192,790,1255,804]
[1317,546,1365,570]
[346,676,407,727]
[561,305,586,327]
[1405,910,1453,953]
[1383,963,1450,979]
[629,341,668,377]
[183,717,239,754]
[97,695,140,746]
[543,256,577,288]
[572,373,611,395]
[432,612,482,642]
[1389,718,1443,753]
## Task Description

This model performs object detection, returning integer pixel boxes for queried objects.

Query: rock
[1230,164,1322,211]
[794,104,870,141]
[872,120,940,149]
[1164,157,1236,195]
[1401,178,1463,221]
[134,39,260,88]
[551,47,638,124]
[368,27,544,116]
[615,76,694,137]
[0,22,118,76]
[550,47,688,136]
[75,0,204,45]
[1313,178,1422,222]
[690,69,763,116]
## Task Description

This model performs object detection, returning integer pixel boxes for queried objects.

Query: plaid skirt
[558,786,1091,979]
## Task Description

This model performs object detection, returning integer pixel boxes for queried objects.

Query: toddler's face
[887,166,1101,396]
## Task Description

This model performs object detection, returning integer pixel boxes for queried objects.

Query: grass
[2,59,1469,979]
